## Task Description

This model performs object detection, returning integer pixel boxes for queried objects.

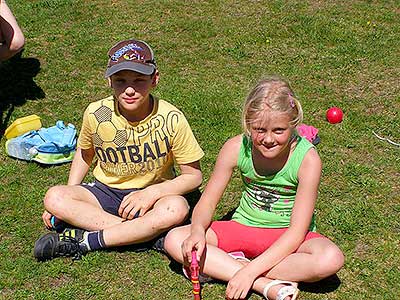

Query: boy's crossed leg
[34,185,190,261]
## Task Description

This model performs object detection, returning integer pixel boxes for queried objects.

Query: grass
[0,0,399,299]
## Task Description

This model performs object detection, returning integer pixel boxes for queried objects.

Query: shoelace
[58,236,84,260]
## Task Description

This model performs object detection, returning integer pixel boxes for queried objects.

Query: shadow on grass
[0,51,45,138]
[299,274,341,293]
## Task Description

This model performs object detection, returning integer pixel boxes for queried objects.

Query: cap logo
[123,53,143,61]
[111,43,144,62]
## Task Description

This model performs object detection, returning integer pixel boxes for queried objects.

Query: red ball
[326,107,343,124]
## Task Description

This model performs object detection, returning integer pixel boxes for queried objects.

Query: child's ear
[107,77,112,87]
[152,71,160,86]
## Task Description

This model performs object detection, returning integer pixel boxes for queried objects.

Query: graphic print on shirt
[249,183,280,212]
[89,104,180,176]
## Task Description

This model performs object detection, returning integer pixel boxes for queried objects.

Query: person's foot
[49,215,69,233]
[34,229,88,261]
[263,280,299,300]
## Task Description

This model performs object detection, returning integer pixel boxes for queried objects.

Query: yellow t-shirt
[78,95,204,189]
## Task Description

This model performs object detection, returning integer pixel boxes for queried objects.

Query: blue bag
[5,120,77,164]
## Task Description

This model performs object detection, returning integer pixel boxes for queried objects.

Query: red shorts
[210,220,325,258]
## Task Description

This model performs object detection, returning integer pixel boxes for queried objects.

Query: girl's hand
[181,226,206,263]
[118,187,159,220]
[225,267,256,300]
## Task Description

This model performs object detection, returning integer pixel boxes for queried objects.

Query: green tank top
[232,135,316,231]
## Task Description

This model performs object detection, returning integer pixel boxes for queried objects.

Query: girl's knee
[164,226,188,257]
[326,246,345,272]
[316,245,345,279]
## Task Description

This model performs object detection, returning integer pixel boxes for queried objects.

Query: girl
[164,77,344,300]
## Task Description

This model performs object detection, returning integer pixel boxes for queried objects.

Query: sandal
[227,251,251,263]
[263,280,299,300]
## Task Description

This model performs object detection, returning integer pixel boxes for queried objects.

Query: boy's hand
[118,187,159,220]
[225,267,256,300]
[42,210,53,229]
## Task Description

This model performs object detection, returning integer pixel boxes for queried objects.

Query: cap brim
[105,61,156,78]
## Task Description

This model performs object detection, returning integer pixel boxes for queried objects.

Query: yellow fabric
[78,96,204,189]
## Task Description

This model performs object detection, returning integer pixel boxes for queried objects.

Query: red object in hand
[326,107,343,124]
[190,250,201,300]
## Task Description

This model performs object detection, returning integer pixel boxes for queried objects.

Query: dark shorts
[210,220,326,259]
[82,179,201,218]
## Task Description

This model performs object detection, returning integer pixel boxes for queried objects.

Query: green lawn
[0,1,399,299]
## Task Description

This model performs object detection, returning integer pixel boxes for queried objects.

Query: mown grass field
[0,1,399,299]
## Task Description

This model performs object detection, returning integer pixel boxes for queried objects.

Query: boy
[34,39,204,261]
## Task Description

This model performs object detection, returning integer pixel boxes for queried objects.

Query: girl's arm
[67,147,95,185]
[182,135,242,260]
[236,147,322,278]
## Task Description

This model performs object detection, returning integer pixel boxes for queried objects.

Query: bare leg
[265,238,344,282]
[165,226,344,300]
[252,238,344,299]
[103,195,189,246]
[44,185,121,230]
[44,185,190,246]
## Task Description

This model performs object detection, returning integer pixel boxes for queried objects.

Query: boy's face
[109,70,159,121]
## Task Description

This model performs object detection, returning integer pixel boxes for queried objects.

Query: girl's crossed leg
[164,223,344,300]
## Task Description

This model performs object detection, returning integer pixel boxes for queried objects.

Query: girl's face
[109,70,158,122]
[250,110,294,160]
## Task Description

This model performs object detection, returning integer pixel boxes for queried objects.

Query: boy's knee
[43,186,68,212]
[155,196,189,228]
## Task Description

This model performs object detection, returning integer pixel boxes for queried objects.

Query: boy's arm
[0,0,25,61]
[153,160,203,195]
[67,147,95,185]
[118,160,202,219]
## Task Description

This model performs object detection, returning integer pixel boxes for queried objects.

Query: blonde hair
[242,76,303,136]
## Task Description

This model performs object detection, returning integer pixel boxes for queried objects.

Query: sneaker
[34,229,88,261]
[151,236,165,253]
[49,215,68,233]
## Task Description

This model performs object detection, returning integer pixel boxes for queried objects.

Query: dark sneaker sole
[34,233,59,261]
